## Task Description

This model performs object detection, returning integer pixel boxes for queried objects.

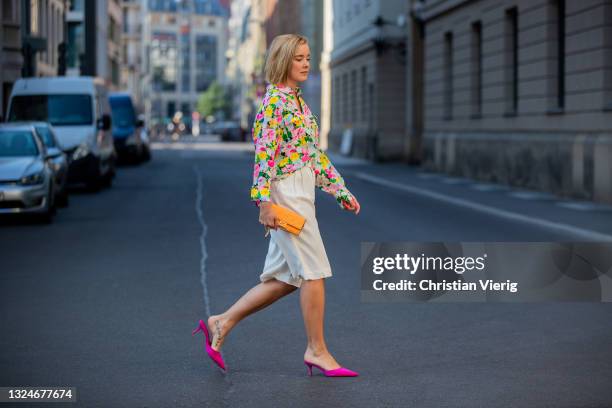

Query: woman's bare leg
[208,279,298,351]
[300,278,341,370]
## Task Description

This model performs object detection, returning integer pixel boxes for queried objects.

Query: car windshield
[109,97,136,127]
[0,130,39,157]
[8,94,93,126]
[34,126,56,147]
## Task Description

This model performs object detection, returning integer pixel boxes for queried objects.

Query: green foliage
[196,80,231,120]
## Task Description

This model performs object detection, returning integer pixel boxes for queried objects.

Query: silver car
[32,122,69,207]
[0,123,56,223]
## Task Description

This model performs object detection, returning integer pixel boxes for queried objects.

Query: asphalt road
[1,138,611,407]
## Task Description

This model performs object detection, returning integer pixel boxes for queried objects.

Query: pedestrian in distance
[192,33,361,377]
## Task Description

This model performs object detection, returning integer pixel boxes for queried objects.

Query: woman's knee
[300,277,325,289]
[271,278,299,293]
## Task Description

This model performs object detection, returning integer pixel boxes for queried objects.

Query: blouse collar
[268,83,302,97]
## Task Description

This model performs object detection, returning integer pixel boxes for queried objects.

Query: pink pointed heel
[304,360,359,377]
[192,319,226,372]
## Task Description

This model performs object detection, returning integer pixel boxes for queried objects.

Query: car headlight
[72,143,90,161]
[20,171,45,186]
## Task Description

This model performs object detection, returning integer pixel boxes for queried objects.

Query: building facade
[142,0,229,127]
[0,0,68,118]
[265,0,324,126]
[226,0,326,145]
[1,0,22,119]
[66,0,123,90]
[225,0,267,130]
[327,0,410,161]
[416,0,612,204]
[120,0,145,112]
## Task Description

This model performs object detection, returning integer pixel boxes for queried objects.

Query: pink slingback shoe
[192,319,226,372]
[304,360,359,377]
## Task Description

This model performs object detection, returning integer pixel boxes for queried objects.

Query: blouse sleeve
[311,130,354,209]
[250,94,284,208]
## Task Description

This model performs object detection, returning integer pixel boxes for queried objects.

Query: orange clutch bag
[264,203,306,236]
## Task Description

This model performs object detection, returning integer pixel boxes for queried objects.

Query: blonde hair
[264,34,309,85]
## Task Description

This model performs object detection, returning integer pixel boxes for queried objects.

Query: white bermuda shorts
[259,165,333,288]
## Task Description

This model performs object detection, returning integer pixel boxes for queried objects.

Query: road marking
[193,165,212,317]
[440,177,471,184]
[353,172,612,241]
[508,191,556,200]
[556,201,612,211]
[470,183,510,192]
[193,165,233,379]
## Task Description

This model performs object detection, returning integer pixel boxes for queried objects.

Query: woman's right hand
[342,195,361,214]
[259,202,278,230]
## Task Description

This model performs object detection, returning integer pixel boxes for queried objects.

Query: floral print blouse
[250,83,354,209]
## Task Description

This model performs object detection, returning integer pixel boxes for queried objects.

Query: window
[70,0,84,12]
[603,1,612,110]
[195,35,217,92]
[343,73,349,123]
[34,126,57,147]
[2,0,14,22]
[333,76,340,123]
[151,32,177,92]
[123,9,128,33]
[368,83,374,124]
[30,0,39,35]
[167,101,175,118]
[361,67,367,121]
[548,0,565,111]
[180,103,190,115]
[8,94,93,126]
[180,28,190,92]
[443,31,453,119]
[504,7,518,115]
[109,97,136,128]
[471,21,483,117]
[0,131,39,157]
[350,70,357,123]
[111,59,120,87]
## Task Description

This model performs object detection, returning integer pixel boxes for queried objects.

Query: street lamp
[371,14,407,64]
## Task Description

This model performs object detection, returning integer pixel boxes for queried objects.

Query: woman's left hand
[342,195,360,214]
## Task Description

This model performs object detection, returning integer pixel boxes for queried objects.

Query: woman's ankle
[210,313,236,333]
[305,344,328,357]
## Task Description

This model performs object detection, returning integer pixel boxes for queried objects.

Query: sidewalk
[327,151,612,241]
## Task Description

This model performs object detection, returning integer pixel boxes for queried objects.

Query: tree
[196,81,231,121]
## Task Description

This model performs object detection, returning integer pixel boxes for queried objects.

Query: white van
[6,76,116,190]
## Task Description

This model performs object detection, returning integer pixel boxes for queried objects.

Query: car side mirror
[136,119,144,127]
[46,147,61,158]
[97,113,112,130]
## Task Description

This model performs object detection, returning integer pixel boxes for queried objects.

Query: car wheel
[142,147,151,162]
[102,172,113,188]
[57,189,69,207]
[37,187,55,224]
[101,162,114,188]
[86,177,102,192]
[86,158,104,192]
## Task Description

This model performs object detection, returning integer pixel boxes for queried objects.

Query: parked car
[214,121,245,142]
[32,122,69,207]
[137,114,152,161]
[0,123,56,223]
[7,121,70,207]
[108,92,148,163]
[199,121,214,135]
[6,76,116,191]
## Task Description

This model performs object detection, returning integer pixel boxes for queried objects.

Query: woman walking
[192,34,361,377]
